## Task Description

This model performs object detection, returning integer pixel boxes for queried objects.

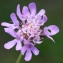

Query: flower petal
[24,50,32,61]
[22,6,30,16]
[16,40,22,50]
[21,46,27,55]
[43,25,59,42]
[33,36,40,42]
[47,25,59,35]
[1,22,13,27]
[47,35,55,43]
[43,25,59,36]
[10,13,19,25]
[4,27,16,38]
[31,47,39,55]
[41,15,48,25]
[16,4,27,21]
[4,39,16,49]
[33,36,42,44]
[35,41,43,44]
[36,9,45,17]
[16,4,22,20]
[23,39,30,44]
[29,2,36,16]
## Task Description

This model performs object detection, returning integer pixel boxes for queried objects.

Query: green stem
[16,53,22,63]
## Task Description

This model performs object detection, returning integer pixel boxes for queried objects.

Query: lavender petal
[22,6,30,16]
[1,22,13,27]
[16,40,22,50]
[16,4,22,20]
[4,27,16,38]
[47,25,59,35]
[21,46,27,55]
[36,9,45,17]
[29,2,36,16]
[47,35,55,42]
[24,50,32,61]
[41,15,48,25]
[31,47,39,55]
[4,39,16,49]
[10,13,19,25]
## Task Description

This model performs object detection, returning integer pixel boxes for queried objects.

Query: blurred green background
[0,0,63,63]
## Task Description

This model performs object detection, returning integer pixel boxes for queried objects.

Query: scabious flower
[1,2,59,61]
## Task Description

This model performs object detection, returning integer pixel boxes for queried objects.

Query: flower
[4,27,23,50]
[1,13,19,29]
[1,2,59,61]
[21,41,39,61]
[42,25,59,42]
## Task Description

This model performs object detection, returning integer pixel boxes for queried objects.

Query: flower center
[19,21,41,40]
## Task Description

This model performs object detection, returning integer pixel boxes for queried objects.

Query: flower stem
[16,53,22,63]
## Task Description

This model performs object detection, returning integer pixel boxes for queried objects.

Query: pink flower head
[1,2,59,61]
